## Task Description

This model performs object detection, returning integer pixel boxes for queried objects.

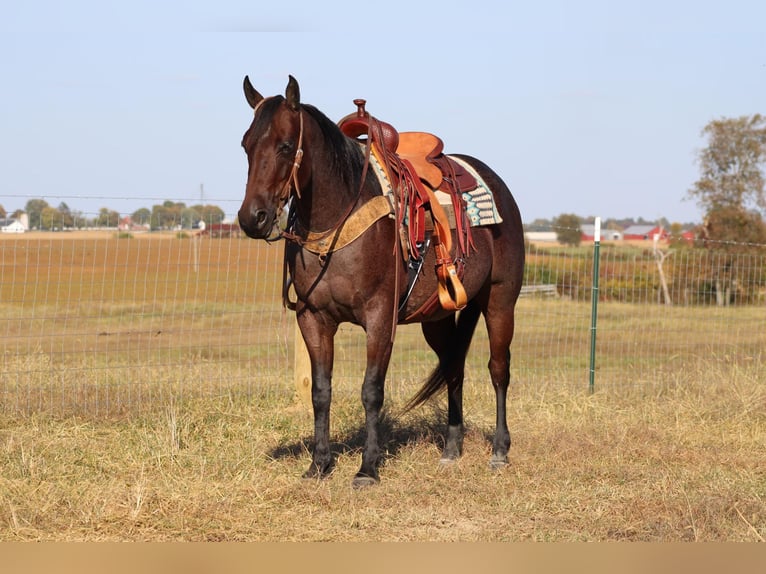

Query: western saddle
[338,99,476,317]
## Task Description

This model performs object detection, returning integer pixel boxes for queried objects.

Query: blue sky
[1,0,764,224]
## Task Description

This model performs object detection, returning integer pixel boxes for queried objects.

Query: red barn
[622,225,666,241]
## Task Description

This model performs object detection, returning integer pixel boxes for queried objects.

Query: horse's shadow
[268,406,450,466]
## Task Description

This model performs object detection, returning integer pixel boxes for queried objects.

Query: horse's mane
[301,103,365,187]
[247,96,365,190]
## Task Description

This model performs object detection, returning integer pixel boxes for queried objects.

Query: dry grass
[2,233,765,541]
[1,361,764,541]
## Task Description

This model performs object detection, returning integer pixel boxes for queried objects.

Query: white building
[1,216,27,233]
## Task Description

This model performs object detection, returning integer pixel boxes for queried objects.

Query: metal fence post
[588,217,601,394]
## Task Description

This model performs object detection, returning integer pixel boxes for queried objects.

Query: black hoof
[489,454,509,470]
[352,474,379,489]
[302,463,333,480]
[439,454,459,466]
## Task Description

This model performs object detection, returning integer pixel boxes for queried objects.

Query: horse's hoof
[489,455,509,471]
[352,474,379,489]
[439,455,459,466]
[302,464,332,480]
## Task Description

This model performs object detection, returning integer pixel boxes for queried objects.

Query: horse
[238,75,525,487]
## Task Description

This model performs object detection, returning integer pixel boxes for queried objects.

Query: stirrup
[434,238,467,311]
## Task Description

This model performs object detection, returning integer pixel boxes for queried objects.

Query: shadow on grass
[268,406,448,465]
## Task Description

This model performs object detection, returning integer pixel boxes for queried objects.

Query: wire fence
[1,226,765,417]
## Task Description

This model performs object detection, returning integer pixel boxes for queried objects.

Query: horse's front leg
[353,326,395,488]
[298,311,336,480]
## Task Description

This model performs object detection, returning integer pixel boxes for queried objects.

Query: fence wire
[1,230,764,416]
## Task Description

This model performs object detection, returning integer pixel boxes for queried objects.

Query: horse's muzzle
[238,205,275,239]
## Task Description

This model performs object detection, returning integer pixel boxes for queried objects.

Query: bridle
[255,95,401,342]
[252,96,305,203]
[254,98,368,249]
[281,112,304,202]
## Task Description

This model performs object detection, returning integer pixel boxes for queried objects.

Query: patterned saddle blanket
[368,151,502,229]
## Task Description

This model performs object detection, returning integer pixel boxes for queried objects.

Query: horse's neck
[297,140,367,233]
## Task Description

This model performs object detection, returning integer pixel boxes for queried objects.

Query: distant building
[680,230,696,244]
[118,216,150,232]
[622,225,666,241]
[200,223,242,238]
[524,231,558,243]
[581,224,623,242]
[1,216,27,234]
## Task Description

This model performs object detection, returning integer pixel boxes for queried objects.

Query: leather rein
[263,101,371,252]
[263,99,399,334]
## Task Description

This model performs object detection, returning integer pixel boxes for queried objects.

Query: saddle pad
[436,156,503,227]
[367,148,502,228]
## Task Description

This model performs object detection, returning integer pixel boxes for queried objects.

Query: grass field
[1,368,764,541]
[1,232,764,540]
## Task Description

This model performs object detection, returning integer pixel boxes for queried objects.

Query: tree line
[4,115,764,240]
[0,200,226,231]
[535,114,766,249]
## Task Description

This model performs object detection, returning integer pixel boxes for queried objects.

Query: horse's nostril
[254,210,268,227]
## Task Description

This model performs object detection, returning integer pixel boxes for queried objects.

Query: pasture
[1,232,764,540]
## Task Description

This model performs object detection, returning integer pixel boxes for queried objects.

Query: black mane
[301,103,365,187]
[248,97,364,188]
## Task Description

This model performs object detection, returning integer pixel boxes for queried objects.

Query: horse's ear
[243,75,264,110]
[285,75,300,111]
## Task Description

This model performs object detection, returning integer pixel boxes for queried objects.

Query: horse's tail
[403,302,482,412]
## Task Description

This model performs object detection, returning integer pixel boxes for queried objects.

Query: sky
[1,0,764,225]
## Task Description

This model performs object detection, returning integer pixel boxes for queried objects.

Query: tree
[553,213,582,246]
[699,206,766,247]
[95,207,120,228]
[151,201,186,229]
[180,207,200,229]
[57,202,74,229]
[0,204,6,219]
[131,208,151,226]
[40,206,62,230]
[191,204,225,226]
[688,115,766,240]
[25,199,50,230]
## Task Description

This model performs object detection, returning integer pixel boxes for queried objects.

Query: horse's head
[238,75,305,240]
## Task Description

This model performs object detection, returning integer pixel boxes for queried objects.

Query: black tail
[404,302,482,412]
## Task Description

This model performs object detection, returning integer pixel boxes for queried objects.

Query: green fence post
[588,217,601,394]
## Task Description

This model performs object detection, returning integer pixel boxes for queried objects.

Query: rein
[276,107,401,344]
[279,111,372,253]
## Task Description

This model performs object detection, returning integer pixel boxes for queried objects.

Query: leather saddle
[339,100,477,196]
[338,100,474,314]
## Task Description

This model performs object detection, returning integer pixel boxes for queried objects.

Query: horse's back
[452,154,525,297]
[398,154,524,321]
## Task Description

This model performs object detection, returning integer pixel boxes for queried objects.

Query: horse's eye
[278,141,294,155]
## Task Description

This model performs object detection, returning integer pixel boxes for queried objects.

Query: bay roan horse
[238,76,525,487]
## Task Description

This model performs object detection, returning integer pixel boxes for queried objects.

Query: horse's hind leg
[484,301,516,469]
[421,306,480,462]
[422,316,463,461]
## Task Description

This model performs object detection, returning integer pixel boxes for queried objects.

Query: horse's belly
[399,232,493,321]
